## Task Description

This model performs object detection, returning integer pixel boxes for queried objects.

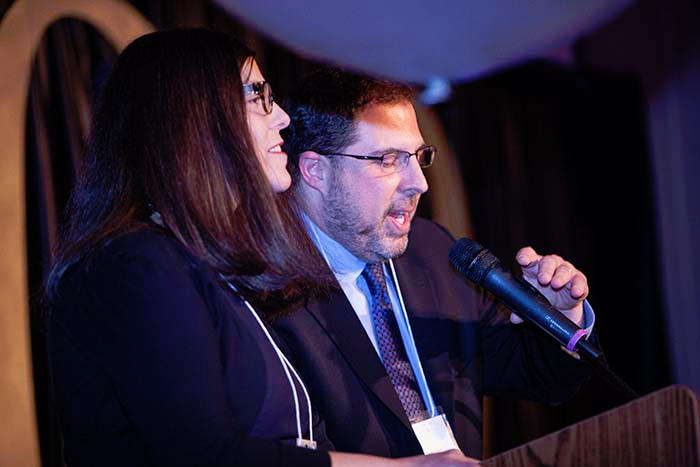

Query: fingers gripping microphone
[448,238,602,360]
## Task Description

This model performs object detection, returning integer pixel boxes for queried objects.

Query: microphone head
[448,238,502,285]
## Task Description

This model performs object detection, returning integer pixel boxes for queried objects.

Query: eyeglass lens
[412,147,435,167]
[244,82,274,115]
[261,82,273,114]
[381,147,435,171]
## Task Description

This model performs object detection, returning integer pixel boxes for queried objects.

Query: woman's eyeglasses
[242,81,274,115]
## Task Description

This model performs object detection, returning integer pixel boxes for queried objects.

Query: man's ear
[298,150,330,194]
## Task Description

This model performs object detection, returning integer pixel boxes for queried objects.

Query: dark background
[3,0,697,464]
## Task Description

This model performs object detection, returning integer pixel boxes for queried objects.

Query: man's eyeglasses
[317,146,437,173]
[242,81,274,115]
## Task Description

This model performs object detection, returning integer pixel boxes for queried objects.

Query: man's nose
[399,156,429,195]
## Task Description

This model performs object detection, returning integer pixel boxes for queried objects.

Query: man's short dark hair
[283,67,416,179]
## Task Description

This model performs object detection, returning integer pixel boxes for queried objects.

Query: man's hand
[510,246,589,327]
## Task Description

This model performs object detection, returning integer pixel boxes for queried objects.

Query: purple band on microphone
[566,329,588,352]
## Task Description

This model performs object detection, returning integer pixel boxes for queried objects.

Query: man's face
[321,101,429,263]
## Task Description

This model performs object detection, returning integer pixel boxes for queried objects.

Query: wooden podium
[483,385,700,466]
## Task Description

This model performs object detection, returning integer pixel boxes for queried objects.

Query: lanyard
[224,281,316,449]
[387,259,438,418]
[149,209,316,447]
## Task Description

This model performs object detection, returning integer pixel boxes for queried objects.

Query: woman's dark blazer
[48,228,331,466]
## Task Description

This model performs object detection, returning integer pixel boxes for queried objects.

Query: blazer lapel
[306,289,414,432]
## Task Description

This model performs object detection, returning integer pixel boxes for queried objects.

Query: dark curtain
[434,60,670,454]
[22,1,671,464]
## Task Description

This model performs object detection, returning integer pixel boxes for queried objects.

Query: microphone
[448,238,602,359]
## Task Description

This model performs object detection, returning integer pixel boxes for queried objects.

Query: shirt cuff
[581,300,595,337]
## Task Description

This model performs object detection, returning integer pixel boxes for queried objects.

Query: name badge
[411,409,460,455]
[296,438,317,450]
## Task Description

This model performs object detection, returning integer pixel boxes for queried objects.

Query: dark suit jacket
[48,228,331,467]
[272,218,590,459]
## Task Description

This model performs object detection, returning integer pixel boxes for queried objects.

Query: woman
[46,29,473,466]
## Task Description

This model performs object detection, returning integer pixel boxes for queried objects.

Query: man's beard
[323,174,411,263]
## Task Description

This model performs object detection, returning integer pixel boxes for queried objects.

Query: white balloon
[216,0,633,84]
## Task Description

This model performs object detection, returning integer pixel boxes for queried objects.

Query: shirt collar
[302,212,366,285]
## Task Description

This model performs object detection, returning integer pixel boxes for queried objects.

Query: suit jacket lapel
[393,255,456,424]
[305,288,414,432]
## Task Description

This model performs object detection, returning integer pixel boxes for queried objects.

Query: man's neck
[301,212,366,277]
[295,189,328,233]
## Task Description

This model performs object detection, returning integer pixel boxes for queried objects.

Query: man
[273,68,594,459]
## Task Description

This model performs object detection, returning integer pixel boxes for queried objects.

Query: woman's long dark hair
[46,28,332,317]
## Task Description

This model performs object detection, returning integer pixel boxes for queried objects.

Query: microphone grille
[448,238,501,285]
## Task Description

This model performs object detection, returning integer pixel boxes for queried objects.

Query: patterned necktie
[361,263,426,421]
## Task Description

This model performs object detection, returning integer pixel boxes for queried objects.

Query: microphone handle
[485,265,638,401]
[484,267,603,360]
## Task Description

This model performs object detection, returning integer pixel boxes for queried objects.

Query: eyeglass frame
[315,145,437,172]
[242,81,274,115]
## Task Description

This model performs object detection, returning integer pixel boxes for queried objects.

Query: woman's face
[242,59,292,193]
